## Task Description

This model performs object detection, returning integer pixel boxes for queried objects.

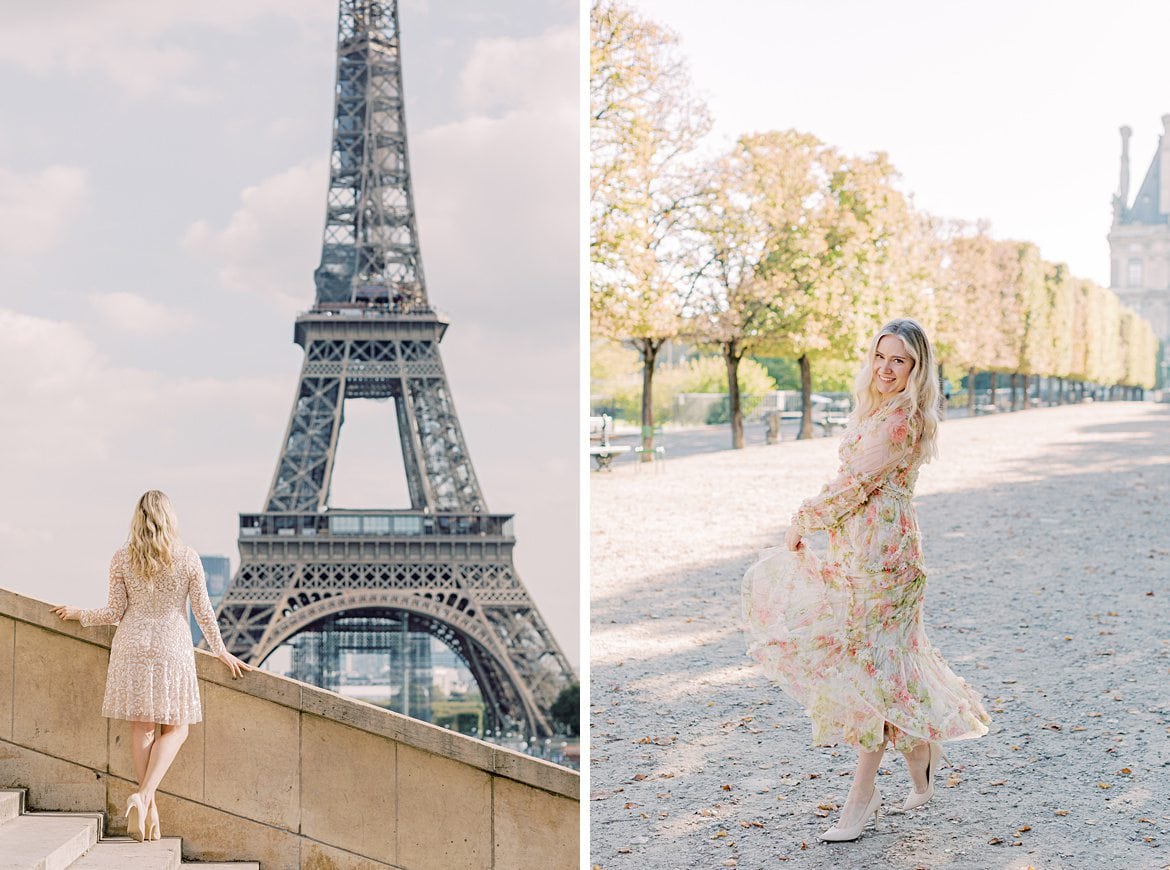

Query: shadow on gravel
[590,404,1170,869]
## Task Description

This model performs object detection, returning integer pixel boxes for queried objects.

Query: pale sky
[632,0,1170,288]
[0,0,579,665]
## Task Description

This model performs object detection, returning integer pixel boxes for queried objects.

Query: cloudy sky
[0,0,579,665]
[632,0,1170,288]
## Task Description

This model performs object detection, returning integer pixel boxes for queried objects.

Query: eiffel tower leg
[267,363,344,511]
[404,370,484,513]
[218,359,344,656]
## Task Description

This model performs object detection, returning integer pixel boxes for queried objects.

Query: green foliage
[593,354,777,424]
[754,356,857,392]
[551,683,580,736]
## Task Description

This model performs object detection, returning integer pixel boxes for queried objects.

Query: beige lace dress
[79,544,226,725]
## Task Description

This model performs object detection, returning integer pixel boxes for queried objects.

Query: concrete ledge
[0,586,578,869]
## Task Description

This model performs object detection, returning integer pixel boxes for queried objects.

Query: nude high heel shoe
[818,785,881,842]
[147,800,161,841]
[124,793,147,842]
[902,742,949,811]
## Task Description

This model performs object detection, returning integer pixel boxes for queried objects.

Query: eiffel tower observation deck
[213,0,575,746]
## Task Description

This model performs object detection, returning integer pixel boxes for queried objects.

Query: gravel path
[589,402,1170,870]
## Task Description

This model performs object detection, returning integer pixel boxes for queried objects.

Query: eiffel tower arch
[213,0,574,741]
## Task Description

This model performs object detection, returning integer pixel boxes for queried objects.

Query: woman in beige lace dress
[53,490,252,842]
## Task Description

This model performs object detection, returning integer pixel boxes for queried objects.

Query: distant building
[1108,117,1170,381]
[190,555,231,644]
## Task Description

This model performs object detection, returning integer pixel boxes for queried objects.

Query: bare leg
[138,723,189,808]
[129,721,156,787]
[902,740,930,793]
[834,740,887,829]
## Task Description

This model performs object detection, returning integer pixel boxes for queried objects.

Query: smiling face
[873,333,915,397]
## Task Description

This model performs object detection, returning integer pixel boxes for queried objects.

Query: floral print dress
[79,544,227,725]
[741,401,991,751]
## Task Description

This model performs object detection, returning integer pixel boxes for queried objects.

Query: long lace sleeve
[186,549,227,656]
[792,408,918,534]
[79,551,129,626]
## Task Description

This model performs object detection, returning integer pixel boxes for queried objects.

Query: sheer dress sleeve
[792,408,918,534]
[79,551,129,627]
[187,549,227,656]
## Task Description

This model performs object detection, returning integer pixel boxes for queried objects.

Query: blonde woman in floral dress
[741,318,990,842]
[53,490,252,842]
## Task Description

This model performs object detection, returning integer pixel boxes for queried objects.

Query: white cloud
[413,28,577,335]
[0,165,89,255]
[0,1,331,96]
[0,307,289,608]
[88,291,199,335]
[458,25,578,117]
[181,158,327,312]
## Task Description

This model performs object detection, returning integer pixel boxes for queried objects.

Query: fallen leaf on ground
[712,830,728,839]
[623,802,636,809]
[1054,810,1069,816]
[1098,783,1111,789]
[1119,767,1132,774]
[721,784,732,791]
[946,772,962,788]
[632,773,647,781]
[989,837,1004,845]
[989,780,1007,786]
[1017,825,1032,832]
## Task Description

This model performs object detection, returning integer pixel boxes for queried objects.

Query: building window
[1128,258,1143,287]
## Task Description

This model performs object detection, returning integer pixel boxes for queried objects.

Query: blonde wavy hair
[851,317,941,461]
[128,490,180,580]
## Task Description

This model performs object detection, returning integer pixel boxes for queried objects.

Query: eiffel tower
[213,0,574,740]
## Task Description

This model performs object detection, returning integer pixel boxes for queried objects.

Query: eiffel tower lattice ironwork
[213,0,574,739]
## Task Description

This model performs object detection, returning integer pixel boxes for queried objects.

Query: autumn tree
[590,0,710,459]
[692,131,923,442]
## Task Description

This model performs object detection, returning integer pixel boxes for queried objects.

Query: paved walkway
[590,402,1170,869]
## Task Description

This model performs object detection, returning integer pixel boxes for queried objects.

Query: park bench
[589,414,631,471]
[819,412,850,434]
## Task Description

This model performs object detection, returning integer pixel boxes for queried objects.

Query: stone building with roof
[1108,117,1170,381]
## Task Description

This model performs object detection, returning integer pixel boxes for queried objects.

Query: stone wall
[0,587,578,869]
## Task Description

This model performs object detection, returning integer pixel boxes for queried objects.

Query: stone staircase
[0,790,257,870]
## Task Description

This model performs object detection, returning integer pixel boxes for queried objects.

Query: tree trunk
[798,354,814,440]
[967,368,976,415]
[1056,377,1063,405]
[1010,372,1018,411]
[989,373,998,411]
[1022,373,1029,409]
[723,341,744,449]
[937,362,947,420]
[638,338,662,462]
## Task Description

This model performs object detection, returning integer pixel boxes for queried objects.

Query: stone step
[0,790,25,826]
[0,812,100,870]
[69,836,182,870]
[0,790,257,869]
